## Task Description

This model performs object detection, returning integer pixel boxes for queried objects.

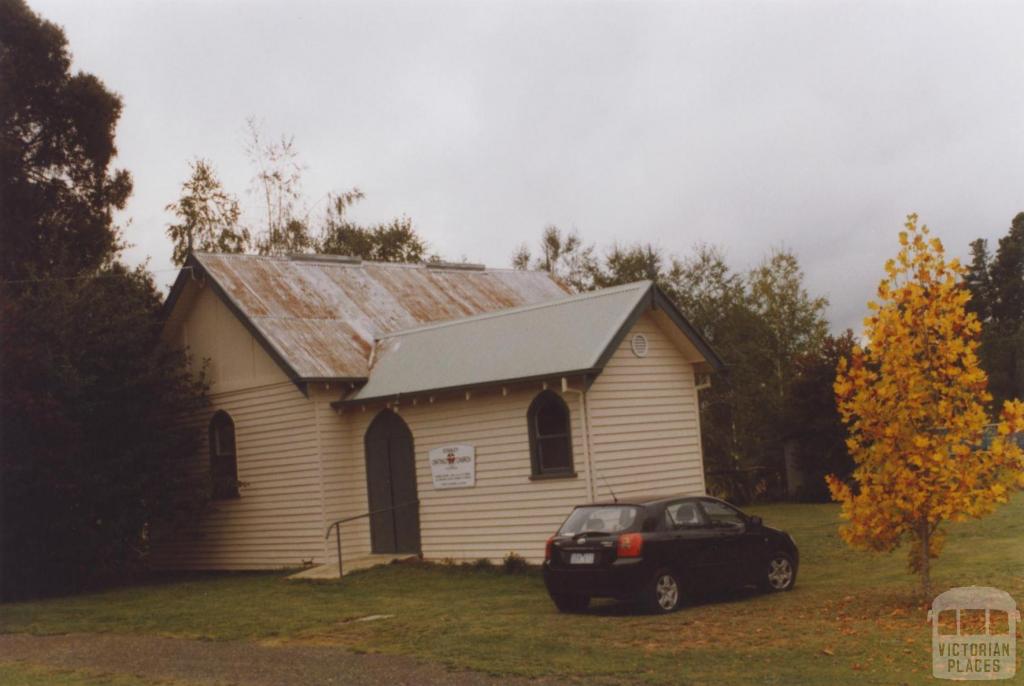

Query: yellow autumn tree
[828,214,1024,596]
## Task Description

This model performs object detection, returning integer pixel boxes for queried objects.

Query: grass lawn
[0,663,169,686]
[2,497,1022,685]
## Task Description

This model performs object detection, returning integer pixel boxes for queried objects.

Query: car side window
[699,500,746,528]
[665,501,704,528]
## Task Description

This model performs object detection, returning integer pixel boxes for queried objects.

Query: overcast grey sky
[30,0,1024,333]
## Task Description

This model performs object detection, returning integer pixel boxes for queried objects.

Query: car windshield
[558,506,640,535]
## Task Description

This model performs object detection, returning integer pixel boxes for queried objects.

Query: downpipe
[561,377,597,502]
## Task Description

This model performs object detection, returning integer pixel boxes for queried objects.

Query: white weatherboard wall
[168,283,289,393]
[156,382,328,570]
[155,285,329,570]
[321,311,706,565]
[587,313,707,501]
[314,387,373,567]
[320,384,590,565]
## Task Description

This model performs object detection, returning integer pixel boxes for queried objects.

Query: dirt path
[0,633,571,685]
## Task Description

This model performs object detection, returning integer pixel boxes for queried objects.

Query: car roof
[584,495,711,508]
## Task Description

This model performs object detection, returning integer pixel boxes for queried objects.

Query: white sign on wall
[428,444,476,489]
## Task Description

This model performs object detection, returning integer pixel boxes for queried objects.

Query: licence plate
[570,552,595,564]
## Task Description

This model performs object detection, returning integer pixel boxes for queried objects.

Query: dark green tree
[166,158,248,265]
[964,238,993,322]
[989,213,1024,326]
[244,118,313,255]
[0,0,132,280]
[1,267,207,599]
[512,226,598,291]
[241,123,426,262]
[747,249,830,402]
[665,245,780,502]
[1,0,207,599]
[985,213,1024,407]
[592,243,666,288]
[317,189,429,262]
[784,330,856,501]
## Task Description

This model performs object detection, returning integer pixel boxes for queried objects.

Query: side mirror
[748,515,763,529]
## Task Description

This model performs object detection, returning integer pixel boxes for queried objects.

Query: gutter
[331,367,602,410]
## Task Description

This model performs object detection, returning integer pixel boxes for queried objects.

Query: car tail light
[545,536,554,561]
[617,533,643,558]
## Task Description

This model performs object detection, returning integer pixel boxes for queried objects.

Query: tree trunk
[919,519,932,599]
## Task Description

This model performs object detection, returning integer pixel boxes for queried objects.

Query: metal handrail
[324,500,419,576]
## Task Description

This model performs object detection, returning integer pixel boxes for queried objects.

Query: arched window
[209,411,239,499]
[527,391,574,478]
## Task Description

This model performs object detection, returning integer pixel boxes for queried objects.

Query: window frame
[697,498,747,528]
[664,499,707,529]
[208,410,239,500]
[526,390,576,479]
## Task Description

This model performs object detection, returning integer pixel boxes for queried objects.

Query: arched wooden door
[364,410,421,554]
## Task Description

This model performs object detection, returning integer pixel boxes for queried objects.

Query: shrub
[469,557,494,571]
[502,552,529,574]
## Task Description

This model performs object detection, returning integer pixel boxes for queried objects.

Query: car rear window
[558,506,640,535]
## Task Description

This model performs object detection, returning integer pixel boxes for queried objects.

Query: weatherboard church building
[157,253,723,573]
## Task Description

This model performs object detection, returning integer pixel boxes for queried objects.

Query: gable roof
[163,253,570,384]
[335,280,725,405]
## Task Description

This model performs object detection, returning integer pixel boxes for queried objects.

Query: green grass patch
[2,497,1022,685]
[0,662,170,686]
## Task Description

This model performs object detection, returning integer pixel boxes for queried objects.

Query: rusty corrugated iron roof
[185,253,570,381]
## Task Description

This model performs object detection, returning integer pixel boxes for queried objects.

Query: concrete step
[287,554,416,580]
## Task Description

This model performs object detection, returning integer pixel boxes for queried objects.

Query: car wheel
[761,552,796,592]
[550,593,590,613]
[645,569,682,613]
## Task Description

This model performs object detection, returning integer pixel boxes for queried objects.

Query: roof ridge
[378,280,652,340]
[192,251,551,275]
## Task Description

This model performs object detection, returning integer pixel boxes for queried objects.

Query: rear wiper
[574,530,612,537]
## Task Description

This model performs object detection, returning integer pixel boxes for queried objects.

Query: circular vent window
[631,333,649,358]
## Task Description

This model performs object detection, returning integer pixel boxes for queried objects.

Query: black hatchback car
[543,495,799,613]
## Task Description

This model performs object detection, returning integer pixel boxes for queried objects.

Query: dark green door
[364,410,420,554]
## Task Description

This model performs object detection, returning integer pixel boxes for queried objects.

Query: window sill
[529,471,578,481]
